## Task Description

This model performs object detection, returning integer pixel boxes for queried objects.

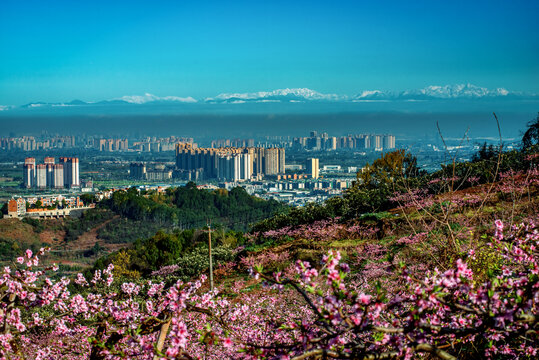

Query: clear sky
[0,0,538,105]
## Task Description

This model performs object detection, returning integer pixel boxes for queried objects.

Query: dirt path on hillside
[50,216,128,268]
[63,215,124,252]
[39,228,66,246]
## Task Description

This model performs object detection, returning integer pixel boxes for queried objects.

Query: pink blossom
[222,337,233,348]
[358,293,371,305]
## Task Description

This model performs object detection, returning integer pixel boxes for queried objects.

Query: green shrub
[175,246,235,281]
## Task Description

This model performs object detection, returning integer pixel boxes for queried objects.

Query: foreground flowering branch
[249,218,538,359]
[0,217,537,359]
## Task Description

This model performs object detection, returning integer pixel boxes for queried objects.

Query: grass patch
[359,212,394,220]
[330,238,366,248]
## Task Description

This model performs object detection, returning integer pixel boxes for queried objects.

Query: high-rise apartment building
[306,158,320,179]
[36,164,47,188]
[72,157,80,187]
[252,147,266,176]
[44,157,54,188]
[278,148,286,174]
[60,157,71,188]
[357,135,370,149]
[130,163,147,179]
[239,153,252,180]
[374,135,382,150]
[52,164,64,189]
[263,148,280,175]
[23,158,35,188]
[330,137,337,150]
[383,135,396,149]
[59,157,80,188]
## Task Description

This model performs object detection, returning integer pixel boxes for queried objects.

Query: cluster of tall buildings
[97,136,195,152]
[293,131,396,151]
[0,136,76,151]
[98,138,129,151]
[131,137,195,152]
[211,138,255,148]
[175,143,285,182]
[23,157,80,189]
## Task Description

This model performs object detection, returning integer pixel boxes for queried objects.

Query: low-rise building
[6,198,26,218]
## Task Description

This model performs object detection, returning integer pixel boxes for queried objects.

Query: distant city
[0,135,193,153]
[0,132,395,153]
[211,132,396,152]
[0,128,520,211]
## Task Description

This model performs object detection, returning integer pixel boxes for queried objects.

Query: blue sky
[0,0,538,104]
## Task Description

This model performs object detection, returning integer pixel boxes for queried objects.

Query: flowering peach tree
[1,217,538,359]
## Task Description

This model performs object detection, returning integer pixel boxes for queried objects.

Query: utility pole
[207,219,214,292]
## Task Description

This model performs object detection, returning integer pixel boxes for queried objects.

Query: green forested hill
[101,182,285,231]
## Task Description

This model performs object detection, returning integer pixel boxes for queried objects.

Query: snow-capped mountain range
[204,88,342,103]
[115,93,197,104]
[16,93,197,109]
[353,84,516,101]
[2,84,536,110]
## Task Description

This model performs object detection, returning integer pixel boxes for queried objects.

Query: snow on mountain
[20,102,48,108]
[399,84,510,99]
[205,88,346,103]
[356,90,385,98]
[20,101,92,108]
[353,84,533,101]
[17,94,197,109]
[7,85,536,111]
[114,93,197,104]
[353,90,394,100]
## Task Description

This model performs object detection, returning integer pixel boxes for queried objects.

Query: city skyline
[1,1,538,105]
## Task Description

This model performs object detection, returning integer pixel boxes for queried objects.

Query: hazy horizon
[0,110,533,141]
[1,1,538,105]
[1,1,537,142]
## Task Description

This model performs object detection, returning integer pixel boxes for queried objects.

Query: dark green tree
[522,113,539,149]
[80,193,96,205]
[346,149,420,214]
[473,142,498,162]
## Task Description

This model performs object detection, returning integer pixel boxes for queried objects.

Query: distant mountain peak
[401,83,510,99]
[67,99,88,105]
[205,88,346,103]
[353,83,534,101]
[114,93,197,104]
